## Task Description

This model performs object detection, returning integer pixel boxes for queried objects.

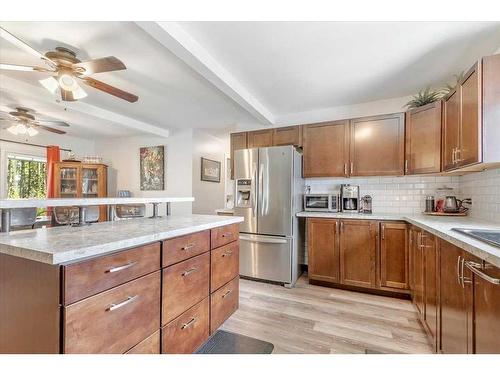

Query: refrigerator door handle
[239,235,288,244]
[259,163,264,216]
[252,163,258,218]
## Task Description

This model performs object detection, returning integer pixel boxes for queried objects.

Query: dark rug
[196,330,274,354]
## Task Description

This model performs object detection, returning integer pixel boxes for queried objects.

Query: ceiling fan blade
[73,56,126,75]
[0,27,56,67]
[32,124,66,135]
[81,76,138,103]
[0,63,54,72]
[35,120,70,127]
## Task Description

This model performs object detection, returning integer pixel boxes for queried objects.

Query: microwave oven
[303,194,340,212]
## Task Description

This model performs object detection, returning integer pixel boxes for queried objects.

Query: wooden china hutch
[53,162,108,221]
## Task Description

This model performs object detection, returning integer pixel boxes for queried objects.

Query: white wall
[0,130,95,198]
[192,129,230,214]
[94,130,193,215]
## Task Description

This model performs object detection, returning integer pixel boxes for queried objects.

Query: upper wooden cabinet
[307,218,340,284]
[443,54,500,172]
[303,120,349,178]
[349,113,405,176]
[230,132,248,180]
[273,125,302,147]
[247,129,273,148]
[379,222,409,291]
[405,101,442,174]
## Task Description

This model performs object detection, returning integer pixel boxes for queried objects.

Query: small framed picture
[201,157,221,183]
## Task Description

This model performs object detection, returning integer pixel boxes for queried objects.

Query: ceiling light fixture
[39,76,59,94]
[7,125,19,135]
[15,123,27,134]
[26,127,39,136]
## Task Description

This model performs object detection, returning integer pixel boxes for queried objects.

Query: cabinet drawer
[126,330,160,354]
[162,297,209,354]
[64,271,160,354]
[63,242,160,305]
[211,224,239,249]
[162,252,210,325]
[210,277,239,333]
[162,231,210,267]
[211,241,239,293]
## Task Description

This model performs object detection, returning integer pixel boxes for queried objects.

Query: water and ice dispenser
[235,179,253,208]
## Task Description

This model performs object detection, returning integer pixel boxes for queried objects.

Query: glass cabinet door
[59,167,78,197]
[82,167,99,197]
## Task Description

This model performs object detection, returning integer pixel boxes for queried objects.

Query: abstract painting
[201,157,221,183]
[140,146,165,190]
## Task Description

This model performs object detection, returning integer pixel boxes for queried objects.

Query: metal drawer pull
[465,261,500,285]
[107,295,138,312]
[181,243,196,251]
[222,232,233,238]
[106,262,137,273]
[181,317,196,330]
[181,268,197,277]
[457,255,462,286]
[222,251,233,257]
[222,290,232,298]
[460,257,472,287]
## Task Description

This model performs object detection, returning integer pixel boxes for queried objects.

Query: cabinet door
[230,132,248,180]
[303,120,349,177]
[442,90,460,171]
[380,222,409,291]
[339,220,377,288]
[273,126,302,147]
[413,231,425,316]
[423,233,438,351]
[247,129,273,148]
[405,102,442,174]
[349,113,405,176]
[55,164,80,198]
[458,64,481,167]
[307,218,339,283]
[470,259,500,353]
[439,240,468,353]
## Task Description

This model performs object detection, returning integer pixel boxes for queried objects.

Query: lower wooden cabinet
[307,218,340,283]
[379,222,408,291]
[423,232,438,351]
[210,241,239,292]
[469,258,500,353]
[126,331,160,354]
[64,271,161,354]
[161,298,210,354]
[210,277,239,333]
[339,220,378,288]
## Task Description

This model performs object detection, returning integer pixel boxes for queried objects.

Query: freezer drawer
[239,234,292,284]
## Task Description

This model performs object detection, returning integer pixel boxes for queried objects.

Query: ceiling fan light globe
[58,73,78,92]
[72,83,87,99]
[7,125,19,135]
[26,127,39,136]
[15,123,27,134]
[39,76,59,94]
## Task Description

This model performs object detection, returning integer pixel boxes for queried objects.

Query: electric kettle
[443,196,467,213]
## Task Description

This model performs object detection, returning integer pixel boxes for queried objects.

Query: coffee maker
[340,184,359,212]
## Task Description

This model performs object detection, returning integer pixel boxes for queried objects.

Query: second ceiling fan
[0,27,139,103]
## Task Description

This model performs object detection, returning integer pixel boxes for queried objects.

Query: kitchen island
[0,214,243,354]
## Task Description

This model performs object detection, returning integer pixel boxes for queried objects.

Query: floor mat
[196,330,274,354]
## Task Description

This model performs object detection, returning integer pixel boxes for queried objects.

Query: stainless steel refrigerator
[234,145,304,287]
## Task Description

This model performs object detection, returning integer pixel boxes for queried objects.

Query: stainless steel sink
[452,228,500,248]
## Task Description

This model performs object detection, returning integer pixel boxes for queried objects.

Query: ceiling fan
[0,27,139,103]
[0,107,68,136]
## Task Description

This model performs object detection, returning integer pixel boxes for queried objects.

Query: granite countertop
[297,211,500,268]
[0,214,243,265]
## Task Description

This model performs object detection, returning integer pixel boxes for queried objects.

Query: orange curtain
[46,145,60,198]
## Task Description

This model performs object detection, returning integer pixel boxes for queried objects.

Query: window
[7,154,47,200]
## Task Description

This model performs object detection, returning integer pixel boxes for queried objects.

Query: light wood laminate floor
[221,275,434,354]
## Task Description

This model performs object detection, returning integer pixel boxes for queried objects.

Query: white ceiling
[180,22,500,117]
[1,21,500,140]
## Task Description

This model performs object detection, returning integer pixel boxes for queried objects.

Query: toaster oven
[304,194,340,212]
